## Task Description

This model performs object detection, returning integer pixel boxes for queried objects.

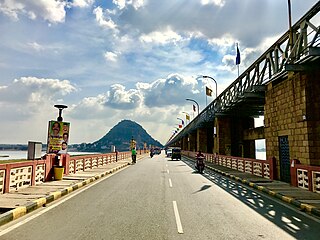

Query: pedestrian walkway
[0,154,145,226]
[194,159,320,218]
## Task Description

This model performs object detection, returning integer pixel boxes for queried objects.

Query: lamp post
[203,75,217,99]
[54,104,68,122]
[186,98,199,115]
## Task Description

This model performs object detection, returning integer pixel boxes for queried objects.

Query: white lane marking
[167,169,170,174]
[169,178,173,188]
[0,167,127,236]
[172,201,183,234]
[166,164,168,167]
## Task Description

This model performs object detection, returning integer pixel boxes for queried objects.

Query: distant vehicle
[166,149,172,157]
[171,148,181,160]
[154,148,161,155]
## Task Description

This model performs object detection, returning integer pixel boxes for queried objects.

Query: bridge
[166,2,320,185]
[0,3,319,238]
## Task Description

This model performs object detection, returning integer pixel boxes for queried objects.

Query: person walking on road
[131,147,137,164]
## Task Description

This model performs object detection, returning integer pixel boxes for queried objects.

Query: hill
[78,120,163,152]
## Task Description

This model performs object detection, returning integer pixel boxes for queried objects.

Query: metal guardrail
[167,2,320,145]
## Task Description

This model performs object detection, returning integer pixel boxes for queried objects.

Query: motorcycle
[131,154,136,164]
[195,156,205,174]
[150,151,154,158]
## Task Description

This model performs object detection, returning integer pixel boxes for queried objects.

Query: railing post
[290,159,299,187]
[4,164,12,193]
[44,154,55,182]
[307,166,313,192]
[61,154,70,175]
[269,157,277,180]
[31,161,36,186]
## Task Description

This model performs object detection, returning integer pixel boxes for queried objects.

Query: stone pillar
[189,132,197,152]
[197,127,208,153]
[232,117,255,158]
[214,117,231,155]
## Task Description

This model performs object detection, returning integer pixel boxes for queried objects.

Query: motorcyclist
[131,147,137,164]
[195,151,205,173]
[150,148,154,158]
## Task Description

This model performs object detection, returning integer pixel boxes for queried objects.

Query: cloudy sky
[0,0,318,145]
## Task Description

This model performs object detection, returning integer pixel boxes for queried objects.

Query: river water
[0,150,266,161]
[0,150,101,161]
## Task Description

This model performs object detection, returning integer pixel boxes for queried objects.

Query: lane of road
[0,152,319,240]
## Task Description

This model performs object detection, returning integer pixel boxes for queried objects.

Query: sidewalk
[0,155,143,226]
[201,159,320,218]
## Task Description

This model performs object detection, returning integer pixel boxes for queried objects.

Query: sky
[0,0,318,145]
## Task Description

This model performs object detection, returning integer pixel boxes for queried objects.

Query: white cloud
[104,51,118,62]
[0,0,67,23]
[27,42,44,52]
[201,0,225,7]
[113,0,146,10]
[93,6,117,30]
[0,77,77,104]
[72,0,94,8]
[140,27,183,44]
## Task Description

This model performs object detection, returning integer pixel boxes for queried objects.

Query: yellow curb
[34,198,46,207]
[51,191,62,200]
[301,203,315,212]
[67,186,73,193]
[249,182,254,187]
[12,207,27,219]
[257,186,264,191]
[282,196,293,203]
[269,191,276,196]
[85,179,91,184]
[77,182,83,188]
[242,179,247,183]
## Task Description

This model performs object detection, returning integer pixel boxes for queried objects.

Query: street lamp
[203,75,217,99]
[186,98,199,115]
[54,104,68,122]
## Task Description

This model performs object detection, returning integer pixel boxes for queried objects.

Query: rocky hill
[78,120,163,152]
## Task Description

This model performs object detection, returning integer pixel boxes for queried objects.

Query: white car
[166,149,172,157]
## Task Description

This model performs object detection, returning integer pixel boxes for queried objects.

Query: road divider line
[172,201,183,234]
[169,178,173,188]
[167,169,170,174]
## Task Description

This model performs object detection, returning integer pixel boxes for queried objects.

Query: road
[0,153,319,240]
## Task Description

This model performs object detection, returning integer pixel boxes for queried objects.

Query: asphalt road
[0,153,319,240]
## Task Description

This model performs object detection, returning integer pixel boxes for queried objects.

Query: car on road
[166,148,172,157]
[171,148,181,160]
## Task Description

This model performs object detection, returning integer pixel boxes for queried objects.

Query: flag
[206,86,212,96]
[236,45,241,65]
[193,105,196,112]
[186,114,190,120]
[179,124,182,128]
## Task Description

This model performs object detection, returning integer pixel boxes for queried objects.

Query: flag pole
[206,89,207,106]
[237,43,240,78]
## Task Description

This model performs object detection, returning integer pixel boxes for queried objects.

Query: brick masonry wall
[265,64,320,166]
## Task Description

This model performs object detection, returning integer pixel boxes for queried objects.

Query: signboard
[47,121,70,154]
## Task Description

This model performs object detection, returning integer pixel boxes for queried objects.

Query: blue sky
[0,0,318,145]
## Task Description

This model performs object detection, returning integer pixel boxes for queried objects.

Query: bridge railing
[166,2,320,146]
[0,151,133,194]
[182,150,276,180]
[290,159,320,194]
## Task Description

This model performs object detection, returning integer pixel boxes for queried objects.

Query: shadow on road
[181,158,320,240]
